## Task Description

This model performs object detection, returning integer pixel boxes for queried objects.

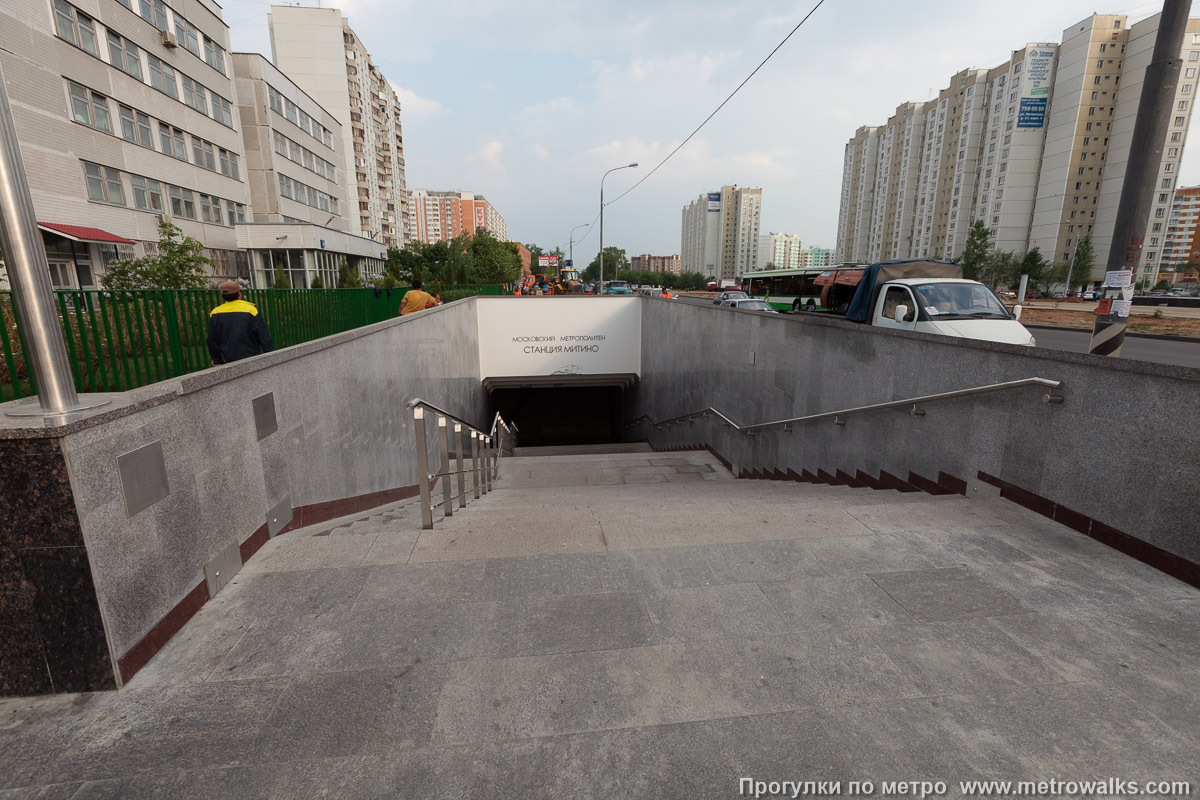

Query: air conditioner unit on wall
[160,30,178,48]
[156,212,173,225]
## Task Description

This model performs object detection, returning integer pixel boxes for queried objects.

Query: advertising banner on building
[707,192,721,212]
[1017,48,1055,128]
[475,206,486,229]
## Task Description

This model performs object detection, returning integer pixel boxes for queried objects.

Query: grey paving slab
[904,526,1040,567]
[67,767,275,800]
[518,592,655,655]
[981,558,1149,613]
[239,530,381,574]
[407,519,607,562]
[0,785,82,800]
[51,679,284,783]
[644,583,788,643]
[703,534,932,584]
[601,548,721,592]
[868,618,1069,695]
[868,566,1030,622]
[124,614,252,688]
[1105,666,1200,749]
[250,664,447,762]
[0,693,116,791]
[479,552,610,602]
[353,560,489,607]
[763,574,915,631]
[600,506,873,551]
[201,566,373,622]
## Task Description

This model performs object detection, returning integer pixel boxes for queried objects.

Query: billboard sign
[475,206,485,229]
[707,192,721,212]
[1017,48,1054,128]
[538,255,559,269]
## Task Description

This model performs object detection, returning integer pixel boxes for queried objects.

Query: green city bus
[741,266,865,312]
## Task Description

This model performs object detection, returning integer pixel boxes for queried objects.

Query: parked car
[604,280,633,296]
[1082,291,1096,300]
[719,298,778,313]
[713,290,749,305]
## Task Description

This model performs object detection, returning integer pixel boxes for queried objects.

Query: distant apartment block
[836,12,1200,288]
[269,6,408,247]
[680,185,762,281]
[0,0,252,287]
[630,254,680,274]
[756,233,803,269]
[1161,185,1200,278]
[799,247,835,268]
[407,189,508,245]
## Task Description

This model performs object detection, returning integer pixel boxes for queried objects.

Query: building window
[53,1,100,57]
[159,124,187,160]
[218,148,239,180]
[203,37,226,75]
[68,81,112,133]
[83,162,124,205]
[138,0,168,31]
[199,193,223,224]
[212,94,233,127]
[174,15,200,55]
[118,105,153,148]
[147,56,178,100]
[106,31,142,80]
[226,200,246,225]
[182,76,207,115]
[192,137,216,171]
[131,175,164,212]
[268,85,284,115]
[169,185,196,219]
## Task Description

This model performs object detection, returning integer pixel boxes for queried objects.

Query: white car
[720,298,778,313]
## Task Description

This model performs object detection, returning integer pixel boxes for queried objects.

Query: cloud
[470,140,505,173]
[389,83,447,118]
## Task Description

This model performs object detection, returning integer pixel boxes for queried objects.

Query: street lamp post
[599,163,638,290]
[569,223,589,276]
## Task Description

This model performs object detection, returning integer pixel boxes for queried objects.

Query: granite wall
[0,299,484,695]
[633,300,1200,577]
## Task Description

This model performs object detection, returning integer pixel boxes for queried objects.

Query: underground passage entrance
[485,376,635,447]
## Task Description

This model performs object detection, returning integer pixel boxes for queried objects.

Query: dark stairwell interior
[487,384,628,447]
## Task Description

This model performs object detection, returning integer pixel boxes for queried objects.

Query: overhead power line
[605,0,827,207]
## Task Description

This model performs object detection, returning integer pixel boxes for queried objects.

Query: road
[677,296,1200,368]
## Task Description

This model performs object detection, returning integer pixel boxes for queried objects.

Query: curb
[1025,323,1200,344]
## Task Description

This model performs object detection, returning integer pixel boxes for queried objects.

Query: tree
[978,249,1019,291]
[447,231,474,285]
[677,271,707,290]
[959,220,991,282]
[1154,279,1172,290]
[270,268,290,289]
[1070,235,1095,293]
[469,228,522,284]
[1021,246,1054,295]
[100,222,212,290]
[337,260,363,288]
[584,247,629,282]
[310,274,324,289]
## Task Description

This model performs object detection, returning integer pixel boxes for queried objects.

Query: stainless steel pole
[438,415,453,518]
[454,422,466,510]
[0,61,107,416]
[413,406,433,530]
[470,430,481,500]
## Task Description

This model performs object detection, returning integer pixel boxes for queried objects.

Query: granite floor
[2,450,1199,799]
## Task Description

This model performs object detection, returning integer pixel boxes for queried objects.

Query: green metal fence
[0,284,503,402]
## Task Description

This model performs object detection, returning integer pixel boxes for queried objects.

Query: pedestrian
[432,291,443,306]
[399,279,437,315]
[207,280,274,365]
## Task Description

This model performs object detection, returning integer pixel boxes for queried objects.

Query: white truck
[825,260,1036,346]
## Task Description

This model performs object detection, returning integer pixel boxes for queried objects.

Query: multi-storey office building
[269,5,408,247]
[0,0,252,287]
[629,254,680,275]
[837,12,1197,289]
[756,233,802,270]
[407,190,508,244]
[680,185,762,281]
[232,52,384,288]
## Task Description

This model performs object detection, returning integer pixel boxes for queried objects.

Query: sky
[220,0,1196,259]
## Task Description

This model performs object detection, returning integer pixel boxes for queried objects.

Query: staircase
[4,448,1197,797]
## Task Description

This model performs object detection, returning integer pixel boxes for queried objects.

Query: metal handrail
[406,397,516,530]
[626,377,1064,434]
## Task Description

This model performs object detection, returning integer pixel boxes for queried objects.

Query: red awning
[37,222,135,245]
[814,268,866,287]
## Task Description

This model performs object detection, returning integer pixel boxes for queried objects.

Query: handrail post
[480,435,489,495]
[438,415,453,517]
[412,406,433,530]
[471,430,481,499]
[454,422,467,510]
[488,434,496,489]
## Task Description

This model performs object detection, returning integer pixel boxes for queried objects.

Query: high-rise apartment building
[680,185,762,280]
[629,254,680,274]
[799,247,835,269]
[269,6,408,247]
[836,12,1198,289]
[407,190,508,244]
[1161,185,1200,278]
[0,0,252,287]
[756,233,803,270]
